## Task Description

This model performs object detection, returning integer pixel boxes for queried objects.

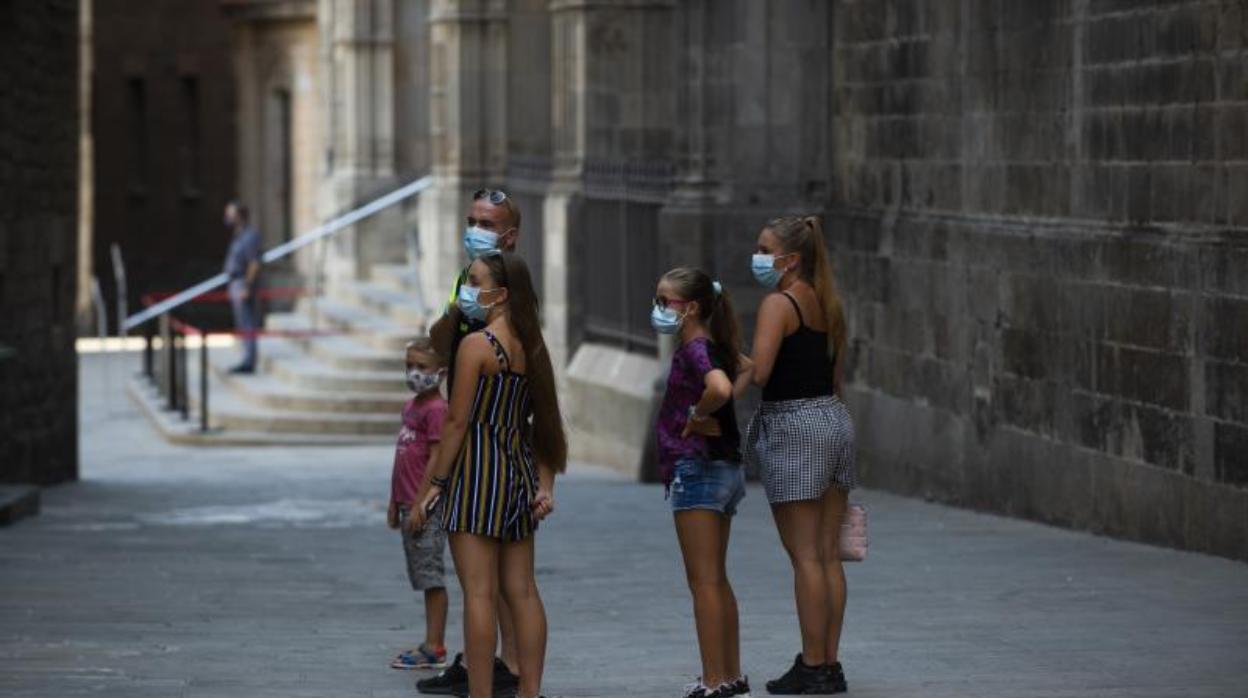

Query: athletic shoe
[391,644,447,670]
[821,663,848,694]
[416,652,467,694]
[765,654,840,694]
[449,657,519,697]
[726,675,753,696]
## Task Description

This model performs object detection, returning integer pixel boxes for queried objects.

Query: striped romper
[442,330,539,542]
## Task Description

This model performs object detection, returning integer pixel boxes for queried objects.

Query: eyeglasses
[473,189,509,205]
[653,295,691,310]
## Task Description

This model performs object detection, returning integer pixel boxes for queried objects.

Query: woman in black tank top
[762,292,837,402]
[739,215,858,695]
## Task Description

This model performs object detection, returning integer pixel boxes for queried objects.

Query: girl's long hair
[766,215,847,357]
[481,252,568,472]
[661,267,741,378]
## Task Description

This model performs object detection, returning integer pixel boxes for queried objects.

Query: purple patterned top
[656,337,741,485]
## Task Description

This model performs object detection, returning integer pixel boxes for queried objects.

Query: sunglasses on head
[473,188,509,205]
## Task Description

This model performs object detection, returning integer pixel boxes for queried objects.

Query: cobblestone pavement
[2,353,1247,697]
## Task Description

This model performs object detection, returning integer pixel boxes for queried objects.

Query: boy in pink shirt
[387,339,450,670]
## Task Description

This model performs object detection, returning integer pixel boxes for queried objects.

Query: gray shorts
[398,500,447,591]
[745,395,857,505]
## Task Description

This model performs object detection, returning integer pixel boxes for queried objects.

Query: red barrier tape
[154,287,355,340]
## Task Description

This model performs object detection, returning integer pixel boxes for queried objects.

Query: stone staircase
[129,263,432,446]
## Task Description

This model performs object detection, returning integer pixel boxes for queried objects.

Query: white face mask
[406,368,442,394]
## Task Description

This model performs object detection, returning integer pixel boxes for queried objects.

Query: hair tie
[712,280,723,296]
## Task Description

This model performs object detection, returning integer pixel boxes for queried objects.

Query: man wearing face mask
[419,188,524,697]
[222,200,262,374]
[429,189,521,394]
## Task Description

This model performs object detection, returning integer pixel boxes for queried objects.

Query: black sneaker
[682,682,725,698]
[416,652,467,695]
[765,654,839,694]
[449,657,519,697]
[821,663,847,693]
[727,675,753,697]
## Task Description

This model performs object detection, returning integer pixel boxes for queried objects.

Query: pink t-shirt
[390,396,448,506]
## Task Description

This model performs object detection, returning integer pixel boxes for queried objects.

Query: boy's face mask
[406,368,442,394]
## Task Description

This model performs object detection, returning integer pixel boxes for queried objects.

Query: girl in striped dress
[415,251,566,698]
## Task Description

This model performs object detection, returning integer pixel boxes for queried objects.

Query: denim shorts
[669,457,746,517]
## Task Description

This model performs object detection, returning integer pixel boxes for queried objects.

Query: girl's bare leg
[449,532,501,698]
[499,535,547,698]
[771,500,828,666]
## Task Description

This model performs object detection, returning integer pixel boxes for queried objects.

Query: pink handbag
[839,503,868,562]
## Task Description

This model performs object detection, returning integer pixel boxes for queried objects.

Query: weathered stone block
[1213,421,1248,486]
[1205,360,1248,424]
[1202,296,1248,364]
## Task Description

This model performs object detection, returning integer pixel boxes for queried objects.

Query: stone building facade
[0,0,80,485]
[219,0,1247,559]
[90,0,238,329]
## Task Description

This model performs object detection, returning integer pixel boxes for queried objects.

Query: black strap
[781,292,806,328]
[482,329,511,372]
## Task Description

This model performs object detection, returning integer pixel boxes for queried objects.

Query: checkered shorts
[744,395,857,504]
[398,500,447,591]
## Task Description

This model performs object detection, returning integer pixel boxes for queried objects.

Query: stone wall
[829,0,1248,559]
[0,0,80,485]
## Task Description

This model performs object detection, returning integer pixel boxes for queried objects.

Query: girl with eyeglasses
[651,267,755,698]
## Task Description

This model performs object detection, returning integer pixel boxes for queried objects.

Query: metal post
[143,321,154,379]
[178,330,189,420]
[161,315,176,410]
[110,243,128,337]
[200,333,209,432]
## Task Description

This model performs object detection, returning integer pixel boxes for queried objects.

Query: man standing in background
[223,200,262,374]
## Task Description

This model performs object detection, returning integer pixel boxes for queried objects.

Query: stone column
[76,0,95,333]
[544,0,675,369]
[416,0,508,310]
[318,0,400,286]
[659,0,719,271]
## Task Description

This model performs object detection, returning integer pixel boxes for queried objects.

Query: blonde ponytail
[765,215,847,360]
[804,217,847,357]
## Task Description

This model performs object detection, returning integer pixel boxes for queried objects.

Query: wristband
[431,476,450,489]
[688,405,704,420]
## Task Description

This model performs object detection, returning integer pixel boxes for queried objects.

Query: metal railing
[127,175,432,432]
[139,287,321,432]
[123,175,431,332]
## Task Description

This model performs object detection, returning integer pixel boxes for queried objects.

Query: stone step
[209,359,407,415]
[183,353,402,436]
[0,485,40,526]
[127,376,391,446]
[370,262,423,294]
[302,334,405,372]
[264,315,406,372]
[339,279,428,328]
[288,297,416,352]
[211,405,398,436]
[262,351,405,394]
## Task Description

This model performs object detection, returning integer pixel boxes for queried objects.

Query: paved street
[2,353,1247,697]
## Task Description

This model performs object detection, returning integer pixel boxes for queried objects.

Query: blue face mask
[650,304,686,335]
[457,284,497,322]
[751,253,791,289]
[463,226,500,260]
